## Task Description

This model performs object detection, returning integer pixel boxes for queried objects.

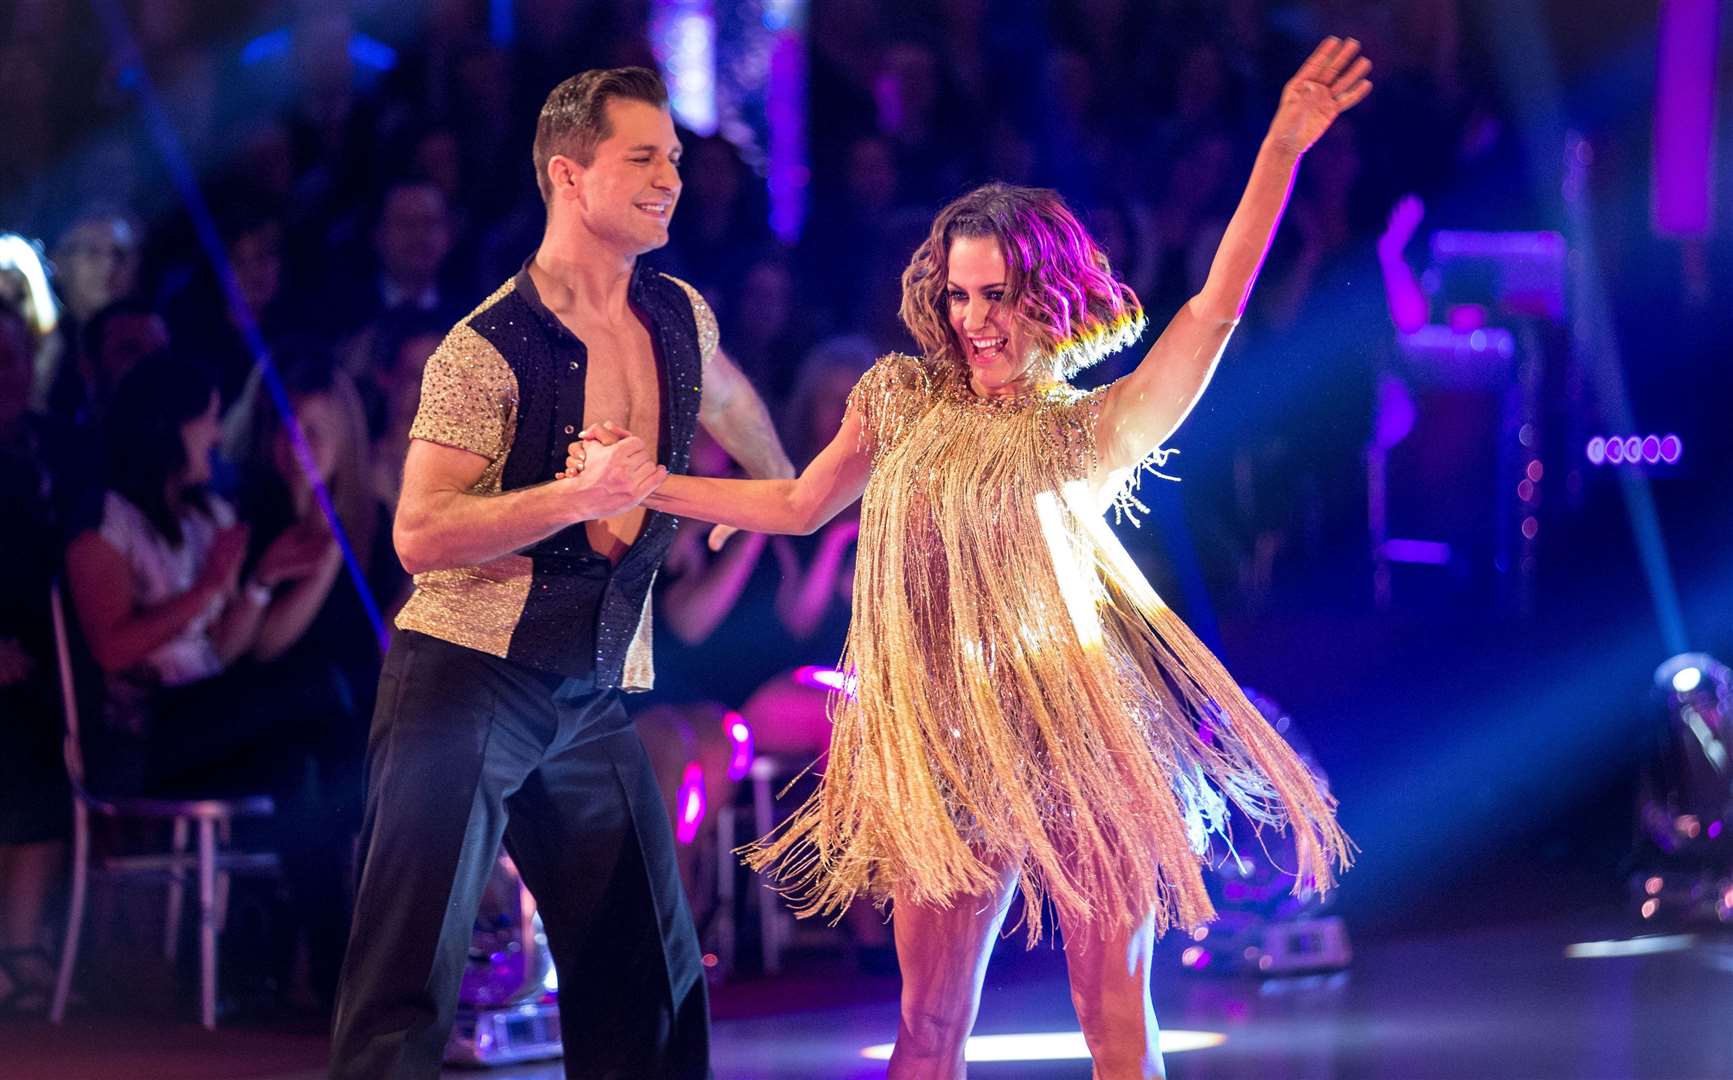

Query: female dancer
[575,37,1369,1080]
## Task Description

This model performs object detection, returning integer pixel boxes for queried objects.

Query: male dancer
[329,67,793,1079]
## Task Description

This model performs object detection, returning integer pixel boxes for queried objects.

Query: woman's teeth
[970,337,1007,358]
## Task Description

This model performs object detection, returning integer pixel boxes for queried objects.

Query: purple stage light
[1624,436,1642,463]
[1384,539,1453,565]
[1653,0,1719,236]
[724,710,754,781]
[1586,437,1607,464]
[1606,438,1625,464]
[1660,434,1682,463]
[675,761,706,844]
[1521,516,1539,540]
[1642,435,1661,464]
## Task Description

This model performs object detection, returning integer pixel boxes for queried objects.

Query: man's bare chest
[551,312,662,446]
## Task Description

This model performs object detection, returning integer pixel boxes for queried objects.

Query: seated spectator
[166,197,296,410]
[324,177,456,341]
[63,353,324,796]
[236,351,401,1007]
[47,297,170,428]
[353,308,445,510]
[238,349,403,707]
[0,301,72,1013]
[0,232,66,416]
[49,208,143,331]
[65,351,367,1010]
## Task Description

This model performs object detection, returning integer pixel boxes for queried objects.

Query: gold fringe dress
[747,352,1353,942]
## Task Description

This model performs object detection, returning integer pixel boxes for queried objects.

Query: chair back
[50,580,97,800]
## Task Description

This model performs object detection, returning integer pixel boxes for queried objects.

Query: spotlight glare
[1659,434,1681,463]
[1586,437,1606,464]
[1565,933,1696,958]
[859,1030,1227,1061]
[1606,438,1625,463]
[1623,436,1642,461]
[1673,666,1703,693]
[1641,435,1661,464]
[675,761,706,844]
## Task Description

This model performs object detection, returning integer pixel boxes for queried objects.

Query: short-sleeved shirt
[393,257,716,687]
[96,491,236,688]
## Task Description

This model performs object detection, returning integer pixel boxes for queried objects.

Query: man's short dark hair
[81,296,159,360]
[531,67,670,205]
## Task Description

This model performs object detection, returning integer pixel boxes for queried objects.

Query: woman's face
[178,391,221,487]
[945,234,1038,397]
[273,392,344,488]
[228,222,282,315]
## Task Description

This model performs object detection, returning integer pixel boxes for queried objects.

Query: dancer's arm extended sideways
[580,411,872,548]
[1092,36,1372,488]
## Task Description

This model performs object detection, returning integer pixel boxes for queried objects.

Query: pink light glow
[1660,435,1682,463]
[675,761,706,845]
[794,664,849,692]
[723,711,754,781]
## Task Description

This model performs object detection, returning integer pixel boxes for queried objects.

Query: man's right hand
[558,422,666,520]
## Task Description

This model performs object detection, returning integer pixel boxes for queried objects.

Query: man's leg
[505,695,709,1080]
[328,634,550,1079]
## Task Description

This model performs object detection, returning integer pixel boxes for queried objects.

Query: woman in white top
[65,352,334,795]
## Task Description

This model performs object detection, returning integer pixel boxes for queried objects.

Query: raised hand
[1381,193,1425,255]
[558,420,667,520]
[1267,37,1373,158]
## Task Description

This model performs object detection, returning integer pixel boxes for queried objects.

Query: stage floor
[5,915,1730,1079]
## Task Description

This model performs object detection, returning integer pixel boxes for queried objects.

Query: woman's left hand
[256,520,339,586]
[1267,37,1373,158]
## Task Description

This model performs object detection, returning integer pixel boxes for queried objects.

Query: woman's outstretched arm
[570,409,872,545]
[1094,37,1372,479]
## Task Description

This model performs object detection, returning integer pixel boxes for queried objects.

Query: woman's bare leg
[885,864,1020,1080]
[1062,907,1165,1080]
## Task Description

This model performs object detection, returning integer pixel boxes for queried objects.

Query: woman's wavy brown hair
[898,183,1146,380]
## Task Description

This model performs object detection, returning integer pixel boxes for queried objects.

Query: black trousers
[329,631,709,1079]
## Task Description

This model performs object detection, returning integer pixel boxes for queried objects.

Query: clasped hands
[557,420,737,549]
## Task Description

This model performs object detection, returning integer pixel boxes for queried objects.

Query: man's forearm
[394,481,578,574]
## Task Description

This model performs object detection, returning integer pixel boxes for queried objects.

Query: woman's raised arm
[1094,37,1372,480]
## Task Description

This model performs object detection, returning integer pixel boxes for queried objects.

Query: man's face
[560,99,683,256]
[376,185,451,289]
[55,217,140,319]
[95,312,168,391]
